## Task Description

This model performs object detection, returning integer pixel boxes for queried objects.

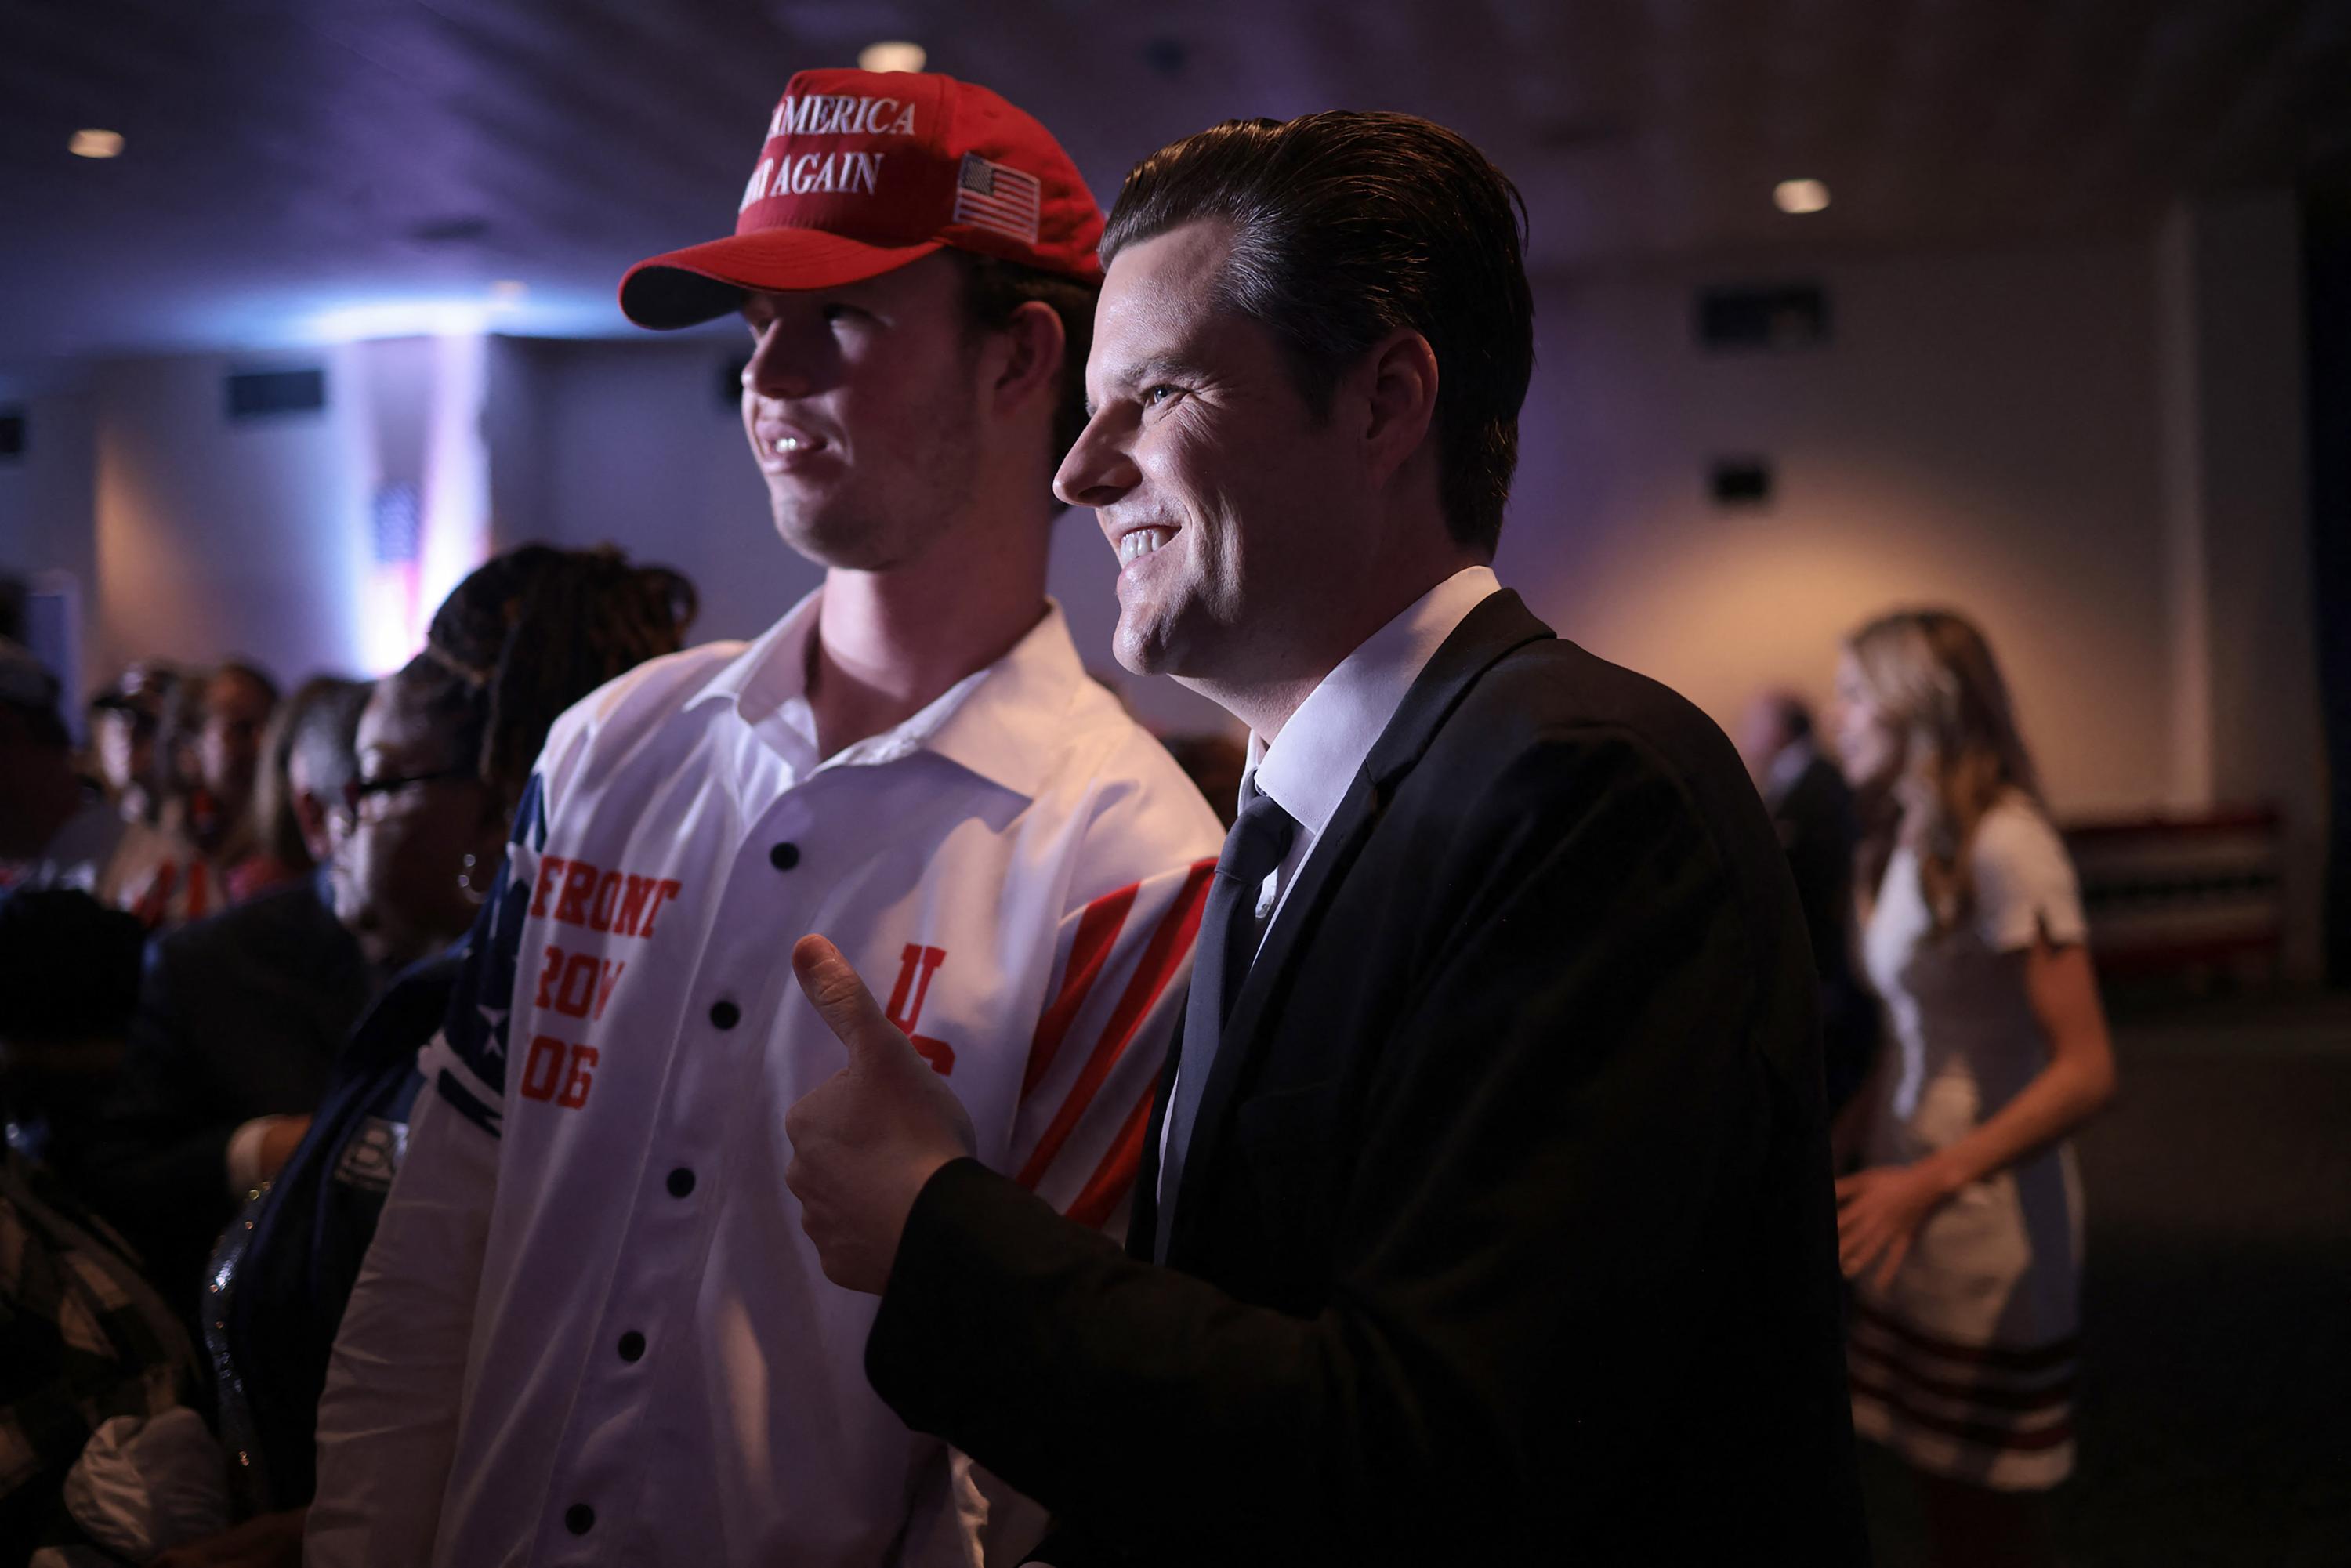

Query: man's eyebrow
[1083,355,1210,419]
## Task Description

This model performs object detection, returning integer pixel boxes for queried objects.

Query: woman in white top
[1831,608,2118,1568]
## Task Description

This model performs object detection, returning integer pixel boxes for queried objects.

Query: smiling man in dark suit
[782,111,1868,1566]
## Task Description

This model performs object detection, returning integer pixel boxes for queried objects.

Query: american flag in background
[954,153,1041,244]
[363,480,422,672]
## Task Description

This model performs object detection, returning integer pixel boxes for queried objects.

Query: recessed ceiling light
[70,129,125,159]
[1773,178,1831,215]
[858,41,926,74]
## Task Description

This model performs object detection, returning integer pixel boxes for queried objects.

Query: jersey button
[769,842,800,870]
[667,1166,696,1198]
[565,1504,595,1535]
[618,1330,646,1362]
[709,998,741,1030]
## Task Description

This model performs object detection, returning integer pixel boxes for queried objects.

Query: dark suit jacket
[57,867,372,1321]
[1770,751,1878,1116]
[867,593,1867,1566]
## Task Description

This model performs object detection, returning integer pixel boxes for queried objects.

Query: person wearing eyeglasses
[323,695,513,986]
[118,543,698,1568]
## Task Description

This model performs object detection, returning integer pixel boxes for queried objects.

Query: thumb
[792,934,910,1070]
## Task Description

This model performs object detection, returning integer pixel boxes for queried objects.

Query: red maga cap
[620,68,1104,328]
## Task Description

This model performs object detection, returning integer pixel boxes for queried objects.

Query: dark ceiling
[5,0,2349,367]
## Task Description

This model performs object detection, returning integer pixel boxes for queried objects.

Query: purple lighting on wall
[347,332,491,672]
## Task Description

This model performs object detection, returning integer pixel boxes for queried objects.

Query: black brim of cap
[617,266,752,331]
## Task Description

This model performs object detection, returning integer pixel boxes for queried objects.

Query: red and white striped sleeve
[1007,856,1217,1238]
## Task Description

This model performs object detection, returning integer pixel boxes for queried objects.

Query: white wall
[0,378,99,707]
[1505,237,2175,817]
[0,382,96,592]
[89,349,375,689]
[1498,218,2322,974]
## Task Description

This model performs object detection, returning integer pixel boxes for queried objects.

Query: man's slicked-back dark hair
[1100,112,1534,556]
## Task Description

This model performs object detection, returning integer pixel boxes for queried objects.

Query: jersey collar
[686,588,1088,799]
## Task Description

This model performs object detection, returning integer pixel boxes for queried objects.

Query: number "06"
[520,1034,597,1109]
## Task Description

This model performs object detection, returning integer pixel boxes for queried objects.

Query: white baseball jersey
[308,593,1223,1567]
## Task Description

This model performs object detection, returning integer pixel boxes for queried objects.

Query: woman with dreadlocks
[144,545,696,1568]
[1829,608,2117,1568]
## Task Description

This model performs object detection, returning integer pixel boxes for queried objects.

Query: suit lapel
[1129,1015,1182,1261]
[1165,591,1556,1258]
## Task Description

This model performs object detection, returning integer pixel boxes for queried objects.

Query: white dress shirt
[309,590,1223,1568]
[1155,565,1501,1213]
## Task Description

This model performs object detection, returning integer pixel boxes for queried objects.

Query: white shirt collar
[1245,565,1502,836]
[683,587,1090,799]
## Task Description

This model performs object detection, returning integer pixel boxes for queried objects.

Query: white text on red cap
[741,150,886,209]
[767,95,920,139]
[739,95,923,212]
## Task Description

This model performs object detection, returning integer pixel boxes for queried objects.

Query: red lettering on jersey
[885,943,955,1075]
[557,1044,599,1107]
[592,959,625,1021]
[589,870,623,932]
[527,856,679,941]
[612,875,654,936]
[553,951,600,1018]
[553,860,600,926]
[636,878,685,940]
[533,944,564,1010]
[886,943,946,1028]
[531,856,567,919]
[519,1034,567,1101]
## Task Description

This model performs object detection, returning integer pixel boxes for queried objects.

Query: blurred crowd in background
[0,537,1272,1561]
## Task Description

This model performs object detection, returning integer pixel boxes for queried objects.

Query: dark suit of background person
[864,590,1868,1566]
[56,866,371,1320]
[1767,739,1879,1118]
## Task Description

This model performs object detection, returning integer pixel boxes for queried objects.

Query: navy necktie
[1157,785,1295,1260]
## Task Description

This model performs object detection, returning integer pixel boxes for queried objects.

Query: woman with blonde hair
[1831,607,2117,1568]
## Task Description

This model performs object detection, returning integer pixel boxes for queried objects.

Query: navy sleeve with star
[420,774,546,1139]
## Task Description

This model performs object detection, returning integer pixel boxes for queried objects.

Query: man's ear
[1359,327,1440,488]
[988,299,1068,421]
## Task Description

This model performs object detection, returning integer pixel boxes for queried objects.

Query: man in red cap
[307,70,1221,1568]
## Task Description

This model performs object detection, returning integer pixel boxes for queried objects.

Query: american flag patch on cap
[954,152,1042,244]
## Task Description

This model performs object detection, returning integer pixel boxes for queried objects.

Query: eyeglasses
[337,766,476,825]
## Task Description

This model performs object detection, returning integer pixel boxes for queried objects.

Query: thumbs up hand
[784,934,977,1295]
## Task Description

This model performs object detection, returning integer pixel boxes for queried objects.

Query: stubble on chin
[761,405,979,576]
[1110,588,1190,679]
[769,488,893,574]
[1110,625,1161,679]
